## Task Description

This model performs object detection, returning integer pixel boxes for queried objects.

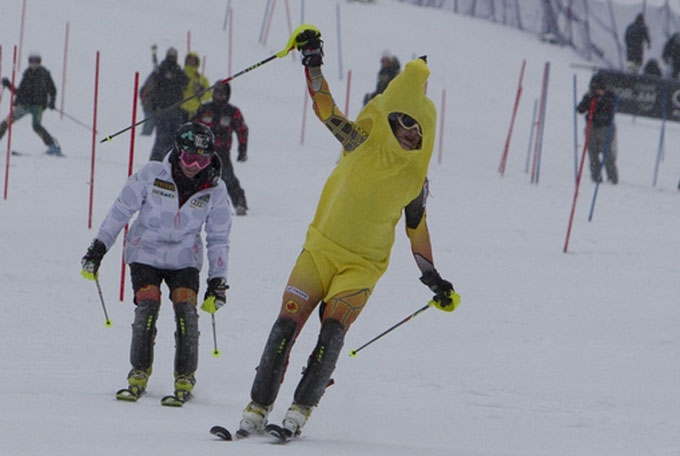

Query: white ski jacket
[95,152,231,280]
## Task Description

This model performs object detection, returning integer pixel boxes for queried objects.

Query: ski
[115,387,143,402]
[160,391,192,407]
[209,425,233,441]
[265,423,294,443]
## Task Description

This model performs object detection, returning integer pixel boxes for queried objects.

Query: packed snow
[1,1,679,455]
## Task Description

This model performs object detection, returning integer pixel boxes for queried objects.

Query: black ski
[116,387,143,402]
[265,423,294,443]
[209,425,233,441]
[161,391,191,407]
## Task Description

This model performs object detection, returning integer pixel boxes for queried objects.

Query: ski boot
[266,402,312,442]
[173,372,195,402]
[116,367,152,401]
[237,401,271,438]
[45,144,63,156]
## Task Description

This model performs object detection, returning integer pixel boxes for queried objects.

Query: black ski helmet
[589,72,605,91]
[213,82,231,103]
[175,122,215,156]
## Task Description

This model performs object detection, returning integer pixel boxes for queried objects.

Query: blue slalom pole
[572,74,579,183]
[524,99,538,173]
[652,79,668,187]
[588,96,620,222]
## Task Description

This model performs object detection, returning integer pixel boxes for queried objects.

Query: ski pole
[94,276,113,327]
[211,314,221,357]
[349,301,434,358]
[100,23,318,144]
[59,109,96,133]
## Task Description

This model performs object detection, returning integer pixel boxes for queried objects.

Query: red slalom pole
[563,97,596,253]
[437,89,447,165]
[88,51,100,229]
[60,22,70,119]
[498,59,525,176]
[343,69,352,117]
[120,71,140,302]
[3,46,18,201]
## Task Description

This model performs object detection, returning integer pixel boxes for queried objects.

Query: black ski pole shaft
[94,277,113,327]
[59,109,96,133]
[349,302,433,358]
[100,53,278,144]
[211,313,221,357]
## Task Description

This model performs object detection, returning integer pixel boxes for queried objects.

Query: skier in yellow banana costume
[237,26,460,440]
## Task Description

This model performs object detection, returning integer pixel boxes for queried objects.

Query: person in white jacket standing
[81,122,231,404]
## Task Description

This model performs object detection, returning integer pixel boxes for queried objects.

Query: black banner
[596,70,680,122]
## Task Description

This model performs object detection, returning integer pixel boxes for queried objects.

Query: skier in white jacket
[81,122,232,403]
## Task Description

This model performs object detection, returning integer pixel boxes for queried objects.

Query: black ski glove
[419,269,457,310]
[296,29,324,67]
[237,144,247,162]
[201,278,229,314]
[81,239,107,280]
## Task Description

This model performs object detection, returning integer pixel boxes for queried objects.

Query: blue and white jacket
[95,151,231,280]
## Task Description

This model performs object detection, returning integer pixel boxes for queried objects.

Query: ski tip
[210,425,233,441]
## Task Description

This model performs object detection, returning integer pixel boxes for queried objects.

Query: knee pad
[173,301,199,375]
[130,299,160,370]
[294,318,345,407]
[251,317,298,407]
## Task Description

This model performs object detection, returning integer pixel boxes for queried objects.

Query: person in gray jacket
[81,122,231,403]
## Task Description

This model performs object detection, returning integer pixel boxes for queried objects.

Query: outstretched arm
[297,29,367,152]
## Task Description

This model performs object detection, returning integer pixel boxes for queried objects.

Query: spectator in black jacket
[148,47,189,161]
[663,33,680,78]
[0,53,61,155]
[363,50,401,105]
[624,14,650,73]
[577,73,619,184]
[193,83,249,215]
[643,59,662,77]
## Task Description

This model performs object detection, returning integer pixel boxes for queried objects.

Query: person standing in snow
[363,50,401,105]
[148,47,189,161]
[662,32,680,78]
[193,82,249,215]
[81,122,231,403]
[0,53,61,156]
[577,72,619,184]
[180,51,211,121]
[624,13,651,73]
[139,44,160,136]
[235,27,459,441]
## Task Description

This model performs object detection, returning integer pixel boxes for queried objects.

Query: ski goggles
[177,134,213,171]
[392,113,422,138]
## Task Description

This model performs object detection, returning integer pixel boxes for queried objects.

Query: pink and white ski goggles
[179,149,212,171]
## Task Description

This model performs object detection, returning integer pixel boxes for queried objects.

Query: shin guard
[173,302,200,375]
[294,318,345,407]
[130,299,160,370]
[251,317,298,407]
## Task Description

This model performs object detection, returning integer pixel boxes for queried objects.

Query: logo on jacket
[190,194,211,209]
[152,179,176,199]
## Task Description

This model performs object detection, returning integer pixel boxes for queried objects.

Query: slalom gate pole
[3,46,18,201]
[60,22,69,119]
[0,45,3,105]
[17,0,27,74]
[498,59,526,176]
[652,79,669,187]
[222,0,231,31]
[524,99,538,173]
[119,72,140,302]
[95,277,113,327]
[262,0,277,47]
[300,85,309,145]
[259,0,272,44]
[572,74,578,183]
[588,96,620,222]
[336,2,344,80]
[227,6,233,76]
[88,51,100,229]
[533,62,551,185]
[563,97,596,253]
[531,62,550,184]
[349,302,433,358]
[211,314,221,357]
[344,69,352,117]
